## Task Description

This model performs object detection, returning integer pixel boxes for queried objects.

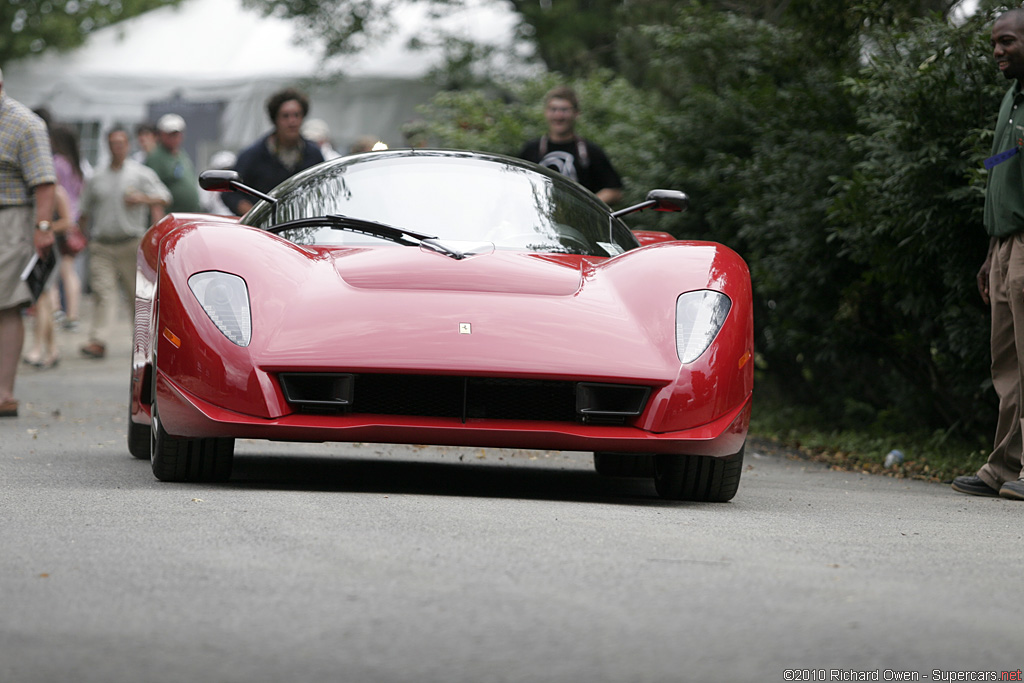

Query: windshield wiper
[269,214,473,259]
[419,238,469,260]
[268,214,437,247]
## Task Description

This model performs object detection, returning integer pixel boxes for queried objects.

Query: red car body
[128,150,753,501]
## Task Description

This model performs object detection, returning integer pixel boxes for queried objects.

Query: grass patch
[749,391,991,484]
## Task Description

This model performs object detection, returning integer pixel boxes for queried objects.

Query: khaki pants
[0,206,34,310]
[980,234,1024,488]
[87,238,139,347]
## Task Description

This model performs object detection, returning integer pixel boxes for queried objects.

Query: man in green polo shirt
[145,113,200,215]
[953,8,1024,500]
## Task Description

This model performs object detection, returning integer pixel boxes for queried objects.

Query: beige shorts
[0,206,34,309]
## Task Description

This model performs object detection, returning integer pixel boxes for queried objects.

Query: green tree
[616,4,868,418]
[241,0,628,75]
[828,8,1001,431]
[242,0,966,76]
[1,0,184,64]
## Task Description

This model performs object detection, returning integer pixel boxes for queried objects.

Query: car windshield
[241,151,640,257]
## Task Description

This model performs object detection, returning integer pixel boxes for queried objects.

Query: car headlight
[676,290,731,363]
[188,271,252,347]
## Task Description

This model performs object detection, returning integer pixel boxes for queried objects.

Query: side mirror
[199,169,241,192]
[611,189,689,219]
[198,169,279,221]
[646,189,689,212]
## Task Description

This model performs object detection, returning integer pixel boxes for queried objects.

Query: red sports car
[128,149,753,501]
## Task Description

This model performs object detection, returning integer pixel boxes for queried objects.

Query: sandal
[80,342,106,359]
[0,399,18,417]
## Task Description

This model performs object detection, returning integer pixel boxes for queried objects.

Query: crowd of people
[0,78,623,423]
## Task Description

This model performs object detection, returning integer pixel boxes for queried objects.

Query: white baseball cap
[157,113,186,133]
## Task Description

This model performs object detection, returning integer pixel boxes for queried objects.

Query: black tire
[653,445,745,502]
[593,452,654,477]
[150,403,234,483]
[127,415,151,459]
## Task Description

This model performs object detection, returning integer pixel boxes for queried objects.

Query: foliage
[828,10,1001,432]
[770,0,961,63]
[241,0,389,58]
[508,0,632,76]
[242,0,631,76]
[612,2,1006,435]
[617,4,869,418]
[750,388,990,484]
[0,0,183,64]
[240,0,967,77]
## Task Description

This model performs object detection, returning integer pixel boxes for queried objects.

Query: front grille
[354,375,577,421]
[277,373,652,424]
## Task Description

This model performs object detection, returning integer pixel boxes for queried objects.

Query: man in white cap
[145,113,200,214]
[0,66,56,416]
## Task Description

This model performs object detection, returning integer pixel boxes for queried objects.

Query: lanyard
[985,147,1019,170]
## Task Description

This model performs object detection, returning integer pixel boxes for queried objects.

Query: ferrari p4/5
[128,149,753,501]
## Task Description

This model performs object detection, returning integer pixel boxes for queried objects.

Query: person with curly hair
[224,87,325,216]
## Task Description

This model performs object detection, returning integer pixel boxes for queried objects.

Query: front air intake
[575,383,651,424]
[277,373,651,424]
[279,373,354,411]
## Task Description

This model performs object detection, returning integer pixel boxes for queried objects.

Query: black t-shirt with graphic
[518,136,622,195]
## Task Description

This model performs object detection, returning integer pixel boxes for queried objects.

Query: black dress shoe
[951,475,1000,497]
[999,480,1024,500]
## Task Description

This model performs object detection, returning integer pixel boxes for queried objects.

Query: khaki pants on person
[0,206,34,310]
[87,237,139,348]
[980,234,1024,488]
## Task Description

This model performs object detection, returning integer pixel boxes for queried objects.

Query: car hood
[160,226,737,384]
[332,245,584,296]
[236,241,680,381]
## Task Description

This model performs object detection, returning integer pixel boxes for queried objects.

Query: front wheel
[653,445,744,502]
[150,403,234,482]
[127,415,151,460]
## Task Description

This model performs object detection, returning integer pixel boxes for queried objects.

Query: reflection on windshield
[244,155,638,257]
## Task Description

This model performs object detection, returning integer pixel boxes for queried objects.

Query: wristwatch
[36,220,51,232]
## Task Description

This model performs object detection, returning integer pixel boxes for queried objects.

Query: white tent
[2,0,520,167]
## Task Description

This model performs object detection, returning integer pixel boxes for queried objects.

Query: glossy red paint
[131,217,752,456]
[631,230,677,247]
[153,370,751,457]
[130,152,753,475]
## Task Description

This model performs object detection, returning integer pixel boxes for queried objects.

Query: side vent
[279,373,354,412]
[576,383,651,424]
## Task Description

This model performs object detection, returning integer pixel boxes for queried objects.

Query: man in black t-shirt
[518,86,623,205]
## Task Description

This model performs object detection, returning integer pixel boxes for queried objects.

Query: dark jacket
[224,134,324,215]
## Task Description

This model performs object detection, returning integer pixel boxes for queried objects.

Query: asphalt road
[2,308,1022,683]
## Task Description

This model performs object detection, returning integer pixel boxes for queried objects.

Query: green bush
[828,12,1000,432]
